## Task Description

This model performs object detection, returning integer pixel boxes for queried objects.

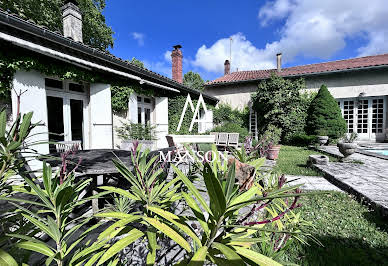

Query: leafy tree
[129,57,145,68]
[252,74,307,141]
[183,71,204,91]
[212,103,249,129]
[305,85,347,139]
[0,0,114,50]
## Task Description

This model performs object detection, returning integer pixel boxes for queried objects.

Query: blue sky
[104,0,388,81]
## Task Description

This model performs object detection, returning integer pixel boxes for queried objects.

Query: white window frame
[137,96,153,125]
[45,78,90,148]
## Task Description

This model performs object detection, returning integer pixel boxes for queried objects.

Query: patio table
[43,148,174,212]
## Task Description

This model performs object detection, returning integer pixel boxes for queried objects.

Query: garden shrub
[252,74,310,142]
[286,133,317,146]
[305,85,346,139]
[211,122,249,142]
[115,122,156,140]
[212,103,249,129]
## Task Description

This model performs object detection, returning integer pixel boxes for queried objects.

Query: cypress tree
[305,85,347,139]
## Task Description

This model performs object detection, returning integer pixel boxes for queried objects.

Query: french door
[46,91,89,152]
[339,97,386,140]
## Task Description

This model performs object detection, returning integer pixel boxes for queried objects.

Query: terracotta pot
[317,136,329,146]
[267,145,281,160]
[337,142,357,157]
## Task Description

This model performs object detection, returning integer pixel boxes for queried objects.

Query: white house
[0,3,217,169]
[205,54,388,142]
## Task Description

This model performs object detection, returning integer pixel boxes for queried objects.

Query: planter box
[120,140,156,151]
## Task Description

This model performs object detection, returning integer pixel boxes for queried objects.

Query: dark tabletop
[43,147,175,176]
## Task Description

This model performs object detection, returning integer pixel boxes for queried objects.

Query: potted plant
[317,130,329,146]
[116,122,156,151]
[337,132,358,161]
[264,125,282,160]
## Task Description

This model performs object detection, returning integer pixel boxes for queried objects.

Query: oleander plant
[0,106,320,265]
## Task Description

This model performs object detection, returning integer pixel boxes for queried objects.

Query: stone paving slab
[312,146,388,216]
[286,175,343,192]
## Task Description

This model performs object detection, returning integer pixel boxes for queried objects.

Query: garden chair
[210,132,219,144]
[217,133,229,151]
[55,141,82,153]
[227,133,239,149]
[165,135,175,148]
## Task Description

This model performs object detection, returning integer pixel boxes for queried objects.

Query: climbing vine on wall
[168,95,215,135]
[0,43,154,112]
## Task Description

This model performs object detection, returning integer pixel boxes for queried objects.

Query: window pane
[137,96,142,102]
[145,108,151,124]
[144,98,151,104]
[47,96,64,152]
[45,78,63,89]
[69,83,84,93]
[138,107,142,123]
[70,99,84,143]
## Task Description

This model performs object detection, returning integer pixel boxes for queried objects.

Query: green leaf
[22,214,57,241]
[0,110,6,139]
[99,186,139,201]
[94,212,137,219]
[84,250,104,266]
[143,217,191,252]
[0,248,18,266]
[23,177,54,210]
[211,242,244,266]
[188,246,208,266]
[19,112,33,140]
[98,228,144,265]
[147,206,202,247]
[181,192,210,237]
[172,164,212,216]
[233,246,282,266]
[17,241,55,257]
[225,162,236,203]
[97,217,140,241]
[146,231,157,266]
[203,163,226,219]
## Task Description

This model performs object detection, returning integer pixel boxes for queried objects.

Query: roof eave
[205,64,388,87]
[0,10,218,103]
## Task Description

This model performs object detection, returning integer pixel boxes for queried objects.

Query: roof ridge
[207,52,388,86]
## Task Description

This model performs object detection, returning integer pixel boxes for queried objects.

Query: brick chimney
[171,45,183,83]
[61,1,83,43]
[224,60,230,75]
[276,53,282,72]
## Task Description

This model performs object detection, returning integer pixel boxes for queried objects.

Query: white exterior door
[339,97,386,141]
[45,79,89,151]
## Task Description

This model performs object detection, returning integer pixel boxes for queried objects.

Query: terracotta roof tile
[206,53,388,86]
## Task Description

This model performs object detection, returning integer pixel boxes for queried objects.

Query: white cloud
[131,32,145,46]
[192,0,388,74]
[192,33,276,73]
[143,60,171,78]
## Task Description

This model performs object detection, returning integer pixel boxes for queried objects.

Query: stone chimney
[276,53,282,72]
[61,1,83,43]
[171,45,183,83]
[224,60,230,75]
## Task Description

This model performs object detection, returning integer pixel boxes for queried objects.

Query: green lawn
[274,145,339,176]
[284,192,388,265]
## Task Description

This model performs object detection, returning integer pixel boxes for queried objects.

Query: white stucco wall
[204,83,256,110]
[12,70,49,170]
[112,93,138,149]
[303,70,388,98]
[154,97,169,148]
[90,83,113,149]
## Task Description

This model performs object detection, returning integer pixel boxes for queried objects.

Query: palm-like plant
[4,162,105,266]
[92,144,189,265]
